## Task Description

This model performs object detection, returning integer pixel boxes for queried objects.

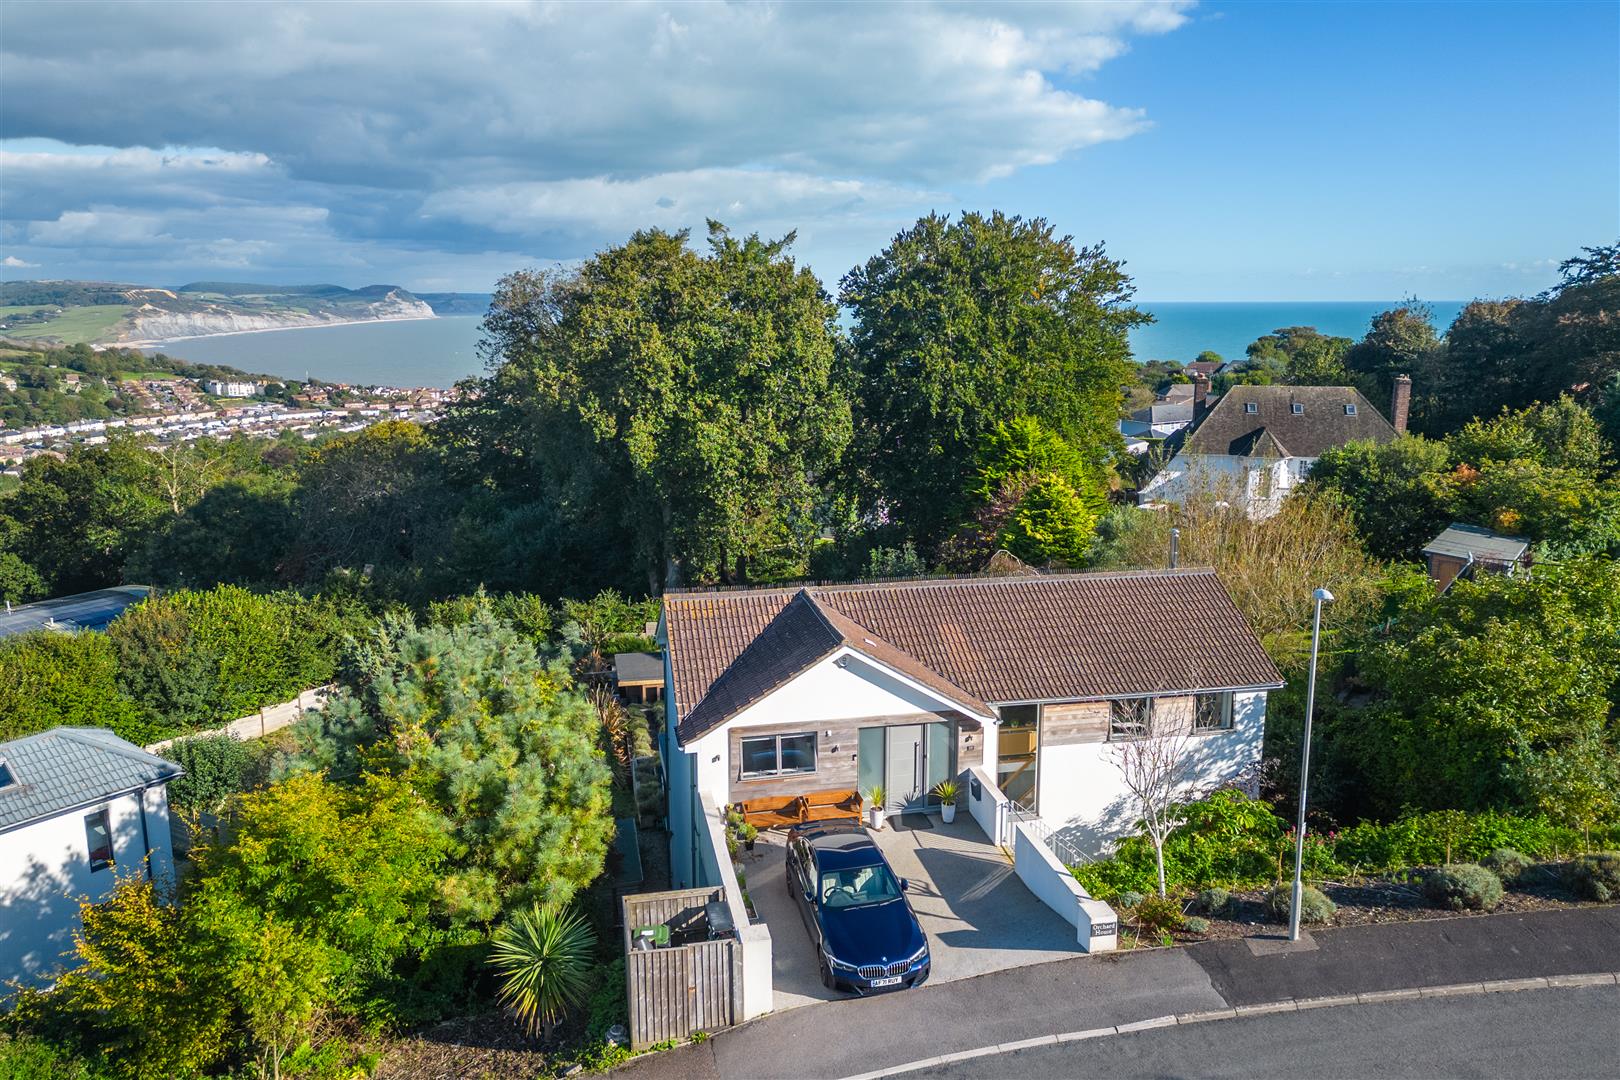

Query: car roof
[793,823,887,871]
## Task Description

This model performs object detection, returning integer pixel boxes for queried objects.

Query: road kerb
[1420,983,1487,998]
[1176,1008,1238,1024]
[1545,972,1617,989]
[1294,994,1359,1010]
[1115,1015,1179,1034]
[837,972,1620,1079]
[1481,977,1551,993]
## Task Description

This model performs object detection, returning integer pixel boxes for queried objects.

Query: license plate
[869,975,902,987]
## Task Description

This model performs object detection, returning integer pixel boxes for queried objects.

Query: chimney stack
[1390,373,1412,434]
[1191,372,1211,417]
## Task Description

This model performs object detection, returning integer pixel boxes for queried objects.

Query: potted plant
[932,779,960,824]
[739,822,758,852]
[865,785,887,831]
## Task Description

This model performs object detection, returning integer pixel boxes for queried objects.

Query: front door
[885,724,926,813]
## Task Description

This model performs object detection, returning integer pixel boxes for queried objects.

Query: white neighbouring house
[659,569,1282,884]
[1138,379,1408,518]
[0,728,183,987]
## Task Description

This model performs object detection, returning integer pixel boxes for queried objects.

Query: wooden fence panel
[623,888,737,1050]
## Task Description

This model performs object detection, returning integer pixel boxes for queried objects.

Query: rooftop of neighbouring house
[613,651,664,686]
[1422,523,1531,563]
[0,727,183,835]
[662,568,1283,743]
[1175,384,1397,459]
[0,585,152,640]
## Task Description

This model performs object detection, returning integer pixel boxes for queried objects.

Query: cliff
[122,288,434,342]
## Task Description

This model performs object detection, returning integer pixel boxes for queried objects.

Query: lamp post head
[1313,587,1335,603]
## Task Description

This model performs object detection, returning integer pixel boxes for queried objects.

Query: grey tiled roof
[1180,385,1396,459]
[1423,523,1531,563]
[0,728,183,834]
[666,569,1283,743]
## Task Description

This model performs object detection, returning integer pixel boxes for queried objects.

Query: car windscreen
[819,863,902,908]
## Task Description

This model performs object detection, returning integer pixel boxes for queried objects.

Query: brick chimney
[1390,373,1412,434]
[1191,372,1211,417]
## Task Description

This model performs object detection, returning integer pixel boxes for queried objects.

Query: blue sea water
[151,302,1468,388]
[1129,301,1465,365]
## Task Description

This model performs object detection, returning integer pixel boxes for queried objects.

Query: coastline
[124,311,443,350]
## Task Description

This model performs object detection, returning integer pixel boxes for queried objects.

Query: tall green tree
[840,211,1145,553]
[1245,326,1353,385]
[467,223,851,589]
[1344,302,1440,406]
[288,612,614,924]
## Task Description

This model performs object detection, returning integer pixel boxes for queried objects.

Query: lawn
[0,305,134,345]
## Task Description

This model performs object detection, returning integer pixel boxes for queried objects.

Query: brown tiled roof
[665,569,1283,743]
[1179,385,1396,459]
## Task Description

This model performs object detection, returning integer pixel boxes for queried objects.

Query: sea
[147,301,1468,388]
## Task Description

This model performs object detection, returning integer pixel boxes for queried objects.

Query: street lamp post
[1289,586,1334,942]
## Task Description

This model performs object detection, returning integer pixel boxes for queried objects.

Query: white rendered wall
[687,650,980,807]
[0,786,176,986]
[1038,692,1266,858]
[1139,454,1312,519]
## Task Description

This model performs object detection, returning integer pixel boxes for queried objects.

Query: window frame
[1109,697,1153,741]
[1291,402,1305,415]
[84,807,114,872]
[1193,691,1235,734]
[1244,402,1258,414]
[738,731,819,779]
[1344,403,1358,416]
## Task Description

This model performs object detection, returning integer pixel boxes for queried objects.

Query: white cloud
[0,1,1194,285]
[2,255,39,268]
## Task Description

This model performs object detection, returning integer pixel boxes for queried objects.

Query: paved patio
[744,811,1080,1013]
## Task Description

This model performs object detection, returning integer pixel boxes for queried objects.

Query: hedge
[1072,791,1620,902]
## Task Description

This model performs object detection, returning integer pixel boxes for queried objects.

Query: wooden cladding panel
[726,712,969,805]
[1041,701,1109,746]
[958,719,984,770]
[1040,696,1197,746]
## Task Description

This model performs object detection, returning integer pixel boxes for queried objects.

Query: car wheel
[819,957,835,990]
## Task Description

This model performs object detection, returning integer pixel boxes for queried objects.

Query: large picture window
[740,733,817,778]
[1109,698,1152,740]
[1194,692,1234,733]
[84,808,113,871]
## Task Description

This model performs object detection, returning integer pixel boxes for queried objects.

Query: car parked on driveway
[785,821,930,994]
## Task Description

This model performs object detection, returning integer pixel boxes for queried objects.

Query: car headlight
[905,943,929,966]
[823,950,859,972]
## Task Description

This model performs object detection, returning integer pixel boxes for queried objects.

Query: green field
[0,305,134,345]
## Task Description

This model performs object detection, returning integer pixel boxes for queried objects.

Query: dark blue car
[785,822,930,994]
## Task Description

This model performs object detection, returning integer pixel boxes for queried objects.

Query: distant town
[0,365,455,478]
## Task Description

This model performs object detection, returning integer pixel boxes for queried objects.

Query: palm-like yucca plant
[489,903,598,1041]
[589,684,633,771]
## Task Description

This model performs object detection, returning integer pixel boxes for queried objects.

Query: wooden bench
[739,789,863,829]
[739,795,804,829]
[802,789,861,824]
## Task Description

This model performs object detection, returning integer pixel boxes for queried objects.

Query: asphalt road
[901,984,1620,1079]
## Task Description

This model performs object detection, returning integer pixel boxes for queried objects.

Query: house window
[997,704,1039,811]
[1244,402,1258,414]
[739,733,817,778]
[1344,403,1358,416]
[1194,692,1234,733]
[84,809,114,871]
[0,759,13,789]
[1109,698,1152,740]
[1291,403,1305,415]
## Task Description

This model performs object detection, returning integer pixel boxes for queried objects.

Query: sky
[0,1,1614,300]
